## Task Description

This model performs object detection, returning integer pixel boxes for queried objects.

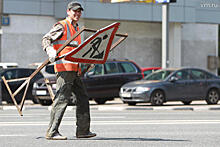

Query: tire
[127,102,136,106]
[32,97,39,104]
[150,90,165,106]
[38,99,53,106]
[182,101,192,105]
[6,94,22,105]
[69,96,76,106]
[94,99,107,105]
[206,89,219,105]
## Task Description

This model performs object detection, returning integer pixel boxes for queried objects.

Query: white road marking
[0,120,219,126]
[0,114,48,116]
[0,115,125,119]
[0,134,27,137]
[63,116,126,119]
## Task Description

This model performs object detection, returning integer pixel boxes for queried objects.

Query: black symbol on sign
[82,34,108,59]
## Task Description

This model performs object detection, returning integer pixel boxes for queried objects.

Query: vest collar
[66,17,78,27]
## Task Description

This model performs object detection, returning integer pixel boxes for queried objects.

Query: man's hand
[46,46,57,63]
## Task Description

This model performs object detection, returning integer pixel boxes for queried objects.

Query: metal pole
[162,3,169,68]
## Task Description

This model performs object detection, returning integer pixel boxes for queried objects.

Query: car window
[206,72,216,79]
[174,70,190,80]
[105,63,120,74]
[4,70,17,80]
[17,69,32,78]
[45,65,55,74]
[191,70,206,80]
[118,62,136,73]
[92,64,104,76]
[145,70,173,80]
[33,71,44,81]
[143,70,152,77]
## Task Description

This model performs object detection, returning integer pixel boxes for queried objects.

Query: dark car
[0,68,44,104]
[32,59,144,105]
[120,68,220,106]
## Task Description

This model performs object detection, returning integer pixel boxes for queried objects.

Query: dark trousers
[46,71,90,137]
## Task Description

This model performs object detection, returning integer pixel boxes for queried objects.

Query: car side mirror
[169,76,178,82]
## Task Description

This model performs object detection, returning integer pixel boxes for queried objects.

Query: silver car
[120,68,220,106]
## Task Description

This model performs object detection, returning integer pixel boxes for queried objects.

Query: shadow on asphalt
[36,136,190,142]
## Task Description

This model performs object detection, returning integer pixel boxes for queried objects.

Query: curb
[2,106,24,110]
[209,107,220,110]
[95,106,220,111]
[172,107,194,111]
[126,107,154,111]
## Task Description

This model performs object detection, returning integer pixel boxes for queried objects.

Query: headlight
[52,84,56,89]
[33,83,38,88]
[135,87,150,92]
[120,88,124,93]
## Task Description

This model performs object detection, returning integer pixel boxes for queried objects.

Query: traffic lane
[0,110,219,147]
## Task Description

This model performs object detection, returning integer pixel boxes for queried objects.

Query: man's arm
[42,23,64,62]
[42,23,64,51]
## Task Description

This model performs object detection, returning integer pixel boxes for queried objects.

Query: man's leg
[73,76,95,137]
[46,72,72,138]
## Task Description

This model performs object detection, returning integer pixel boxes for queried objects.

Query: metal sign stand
[2,23,128,116]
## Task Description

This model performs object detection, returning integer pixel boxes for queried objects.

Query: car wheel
[38,99,53,106]
[150,90,165,106]
[206,89,219,105]
[94,99,107,105]
[127,102,136,106]
[182,101,192,105]
[32,97,39,104]
[6,95,22,105]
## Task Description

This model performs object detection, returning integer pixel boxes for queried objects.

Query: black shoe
[76,132,96,138]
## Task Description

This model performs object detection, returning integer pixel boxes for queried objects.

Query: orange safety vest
[53,19,81,73]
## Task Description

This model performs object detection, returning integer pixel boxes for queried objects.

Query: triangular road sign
[64,22,120,64]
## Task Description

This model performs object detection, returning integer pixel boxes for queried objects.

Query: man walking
[42,1,96,140]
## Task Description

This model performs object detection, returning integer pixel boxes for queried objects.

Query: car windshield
[144,70,174,80]
[45,65,55,74]
[0,69,5,76]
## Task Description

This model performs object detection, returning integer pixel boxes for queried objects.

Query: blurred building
[1,0,220,73]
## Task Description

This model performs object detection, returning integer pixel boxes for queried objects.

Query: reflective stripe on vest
[53,19,81,72]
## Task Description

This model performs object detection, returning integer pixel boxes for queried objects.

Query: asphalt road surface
[0,100,219,147]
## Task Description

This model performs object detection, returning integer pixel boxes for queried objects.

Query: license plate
[36,90,47,95]
[121,92,131,97]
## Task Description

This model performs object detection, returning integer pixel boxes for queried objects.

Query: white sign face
[64,22,120,64]
[70,28,114,61]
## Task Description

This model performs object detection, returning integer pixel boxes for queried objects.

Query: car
[120,67,220,106]
[32,59,144,105]
[39,63,55,78]
[0,68,44,104]
[141,67,161,77]
[29,62,55,78]
[0,62,18,69]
